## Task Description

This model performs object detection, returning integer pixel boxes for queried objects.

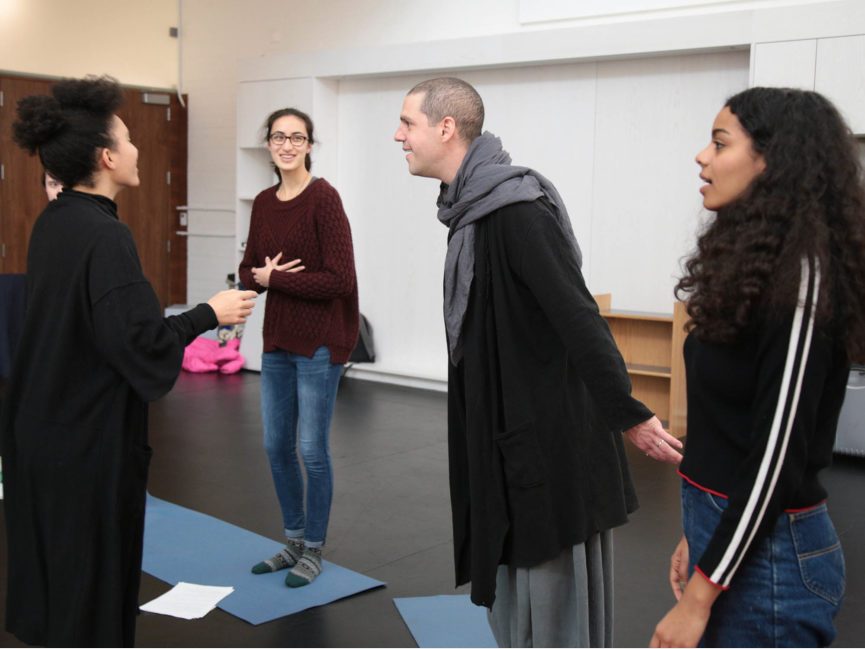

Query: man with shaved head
[394,77,682,647]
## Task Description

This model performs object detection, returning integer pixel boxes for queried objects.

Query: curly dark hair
[675,87,865,362]
[12,75,123,188]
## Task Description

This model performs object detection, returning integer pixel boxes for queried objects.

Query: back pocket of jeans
[495,422,546,488]
[790,507,846,605]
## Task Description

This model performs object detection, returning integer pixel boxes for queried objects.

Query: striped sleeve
[696,257,826,589]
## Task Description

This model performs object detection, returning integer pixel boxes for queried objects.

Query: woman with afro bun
[651,87,865,647]
[1,75,257,647]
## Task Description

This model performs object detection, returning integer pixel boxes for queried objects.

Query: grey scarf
[437,131,582,364]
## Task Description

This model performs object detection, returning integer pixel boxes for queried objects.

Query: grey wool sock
[284,546,322,587]
[251,538,304,574]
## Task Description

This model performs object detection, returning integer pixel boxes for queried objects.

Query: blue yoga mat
[142,494,385,625]
[394,595,497,648]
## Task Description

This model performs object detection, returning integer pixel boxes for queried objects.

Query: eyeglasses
[268,132,308,147]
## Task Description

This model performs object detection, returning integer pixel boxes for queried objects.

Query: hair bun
[52,75,122,114]
[12,95,67,153]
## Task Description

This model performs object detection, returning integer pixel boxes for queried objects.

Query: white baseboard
[343,364,447,393]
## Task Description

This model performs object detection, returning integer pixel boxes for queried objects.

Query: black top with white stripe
[679,260,850,589]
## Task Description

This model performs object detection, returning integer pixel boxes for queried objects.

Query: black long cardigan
[1,190,217,646]
[448,198,653,607]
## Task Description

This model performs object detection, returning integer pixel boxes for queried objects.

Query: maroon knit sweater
[238,178,359,364]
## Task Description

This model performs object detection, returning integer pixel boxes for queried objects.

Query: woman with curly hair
[651,87,865,648]
[1,76,257,647]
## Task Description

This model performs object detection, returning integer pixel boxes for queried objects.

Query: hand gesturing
[251,251,305,288]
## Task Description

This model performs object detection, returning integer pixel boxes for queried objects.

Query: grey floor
[1,370,863,647]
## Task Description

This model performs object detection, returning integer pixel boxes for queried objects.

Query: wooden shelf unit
[594,294,687,437]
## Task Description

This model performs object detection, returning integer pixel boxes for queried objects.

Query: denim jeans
[682,480,845,647]
[261,346,342,547]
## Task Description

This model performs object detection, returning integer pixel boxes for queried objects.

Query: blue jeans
[261,347,342,547]
[682,480,845,647]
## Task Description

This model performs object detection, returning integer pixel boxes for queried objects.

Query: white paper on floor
[140,581,234,620]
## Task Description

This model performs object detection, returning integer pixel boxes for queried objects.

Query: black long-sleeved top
[449,198,652,607]
[679,259,849,589]
[0,189,216,646]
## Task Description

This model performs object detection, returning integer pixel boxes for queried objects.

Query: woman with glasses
[239,107,359,587]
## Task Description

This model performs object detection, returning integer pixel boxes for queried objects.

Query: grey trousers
[487,530,614,648]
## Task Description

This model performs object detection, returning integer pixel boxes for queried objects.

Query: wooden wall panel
[0,76,55,274]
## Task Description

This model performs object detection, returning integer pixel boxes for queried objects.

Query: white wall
[588,54,748,308]
[0,0,177,88]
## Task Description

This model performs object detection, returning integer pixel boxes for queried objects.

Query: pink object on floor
[182,337,244,374]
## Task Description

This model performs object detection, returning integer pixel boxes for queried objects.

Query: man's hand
[623,416,683,464]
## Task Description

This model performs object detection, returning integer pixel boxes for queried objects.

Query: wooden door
[0,76,55,273]
[166,93,188,307]
[116,89,188,308]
